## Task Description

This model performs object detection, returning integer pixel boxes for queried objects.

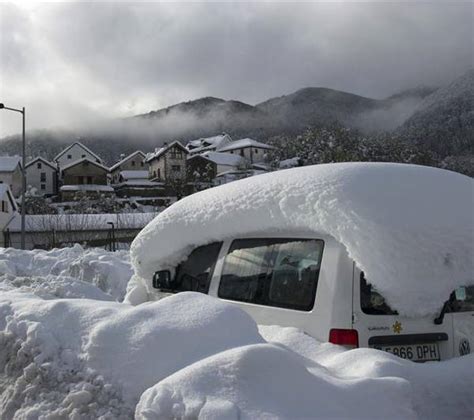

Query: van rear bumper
[368,332,448,346]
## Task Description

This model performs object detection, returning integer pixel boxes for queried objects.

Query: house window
[172,165,181,172]
[170,150,183,159]
[87,176,93,184]
[37,162,42,169]
[255,149,258,154]
[157,168,161,179]
[230,151,234,154]
[67,154,72,159]
[240,150,244,157]
[141,162,144,167]
[131,161,136,167]
[82,154,86,158]
[78,176,84,184]
[1,200,7,212]
[40,184,46,190]
[40,172,46,182]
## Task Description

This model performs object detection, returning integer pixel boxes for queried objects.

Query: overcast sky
[0,1,472,137]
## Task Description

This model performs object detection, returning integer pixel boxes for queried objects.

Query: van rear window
[218,238,324,311]
[360,274,398,315]
[446,286,474,313]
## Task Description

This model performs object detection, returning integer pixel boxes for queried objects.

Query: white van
[151,232,473,362]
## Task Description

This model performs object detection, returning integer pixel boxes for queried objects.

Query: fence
[2,213,157,251]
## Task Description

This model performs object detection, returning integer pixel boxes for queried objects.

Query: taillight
[329,329,359,348]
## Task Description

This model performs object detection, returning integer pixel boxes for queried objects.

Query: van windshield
[360,274,398,315]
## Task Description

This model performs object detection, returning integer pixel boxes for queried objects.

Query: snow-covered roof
[60,185,114,192]
[218,138,274,152]
[145,141,188,163]
[186,134,232,154]
[115,180,164,187]
[6,212,157,232]
[279,157,301,169]
[200,151,243,167]
[110,151,146,172]
[119,170,149,180]
[54,141,103,163]
[61,157,110,173]
[130,162,473,317]
[0,155,21,172]
[25,157,57,171]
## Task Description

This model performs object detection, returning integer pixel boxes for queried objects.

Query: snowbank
[0,245,132,301]
[130,162,473,316]
[1,289,472,419]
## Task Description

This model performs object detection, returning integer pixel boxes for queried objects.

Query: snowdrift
[0,245,132,301]
[130,162,473,316]
[1,289,472,419]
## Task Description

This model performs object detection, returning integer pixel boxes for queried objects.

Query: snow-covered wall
[130,162,473,317]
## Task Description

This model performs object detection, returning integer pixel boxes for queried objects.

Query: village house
[113,170,164,198]
[59,158,113,201]
[0,156,23,198]
[25,157,58,196]
[200,151,245,174]
[146,141,188,182]
[54,141,103,170]
[186,133,233,155]
[217,138,275,163]
[0,184,18,246]
[146,141,189,198]
[110,151,147,184]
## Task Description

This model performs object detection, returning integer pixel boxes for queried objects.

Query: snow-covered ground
[0,246,472,419]
[0,245,132,301]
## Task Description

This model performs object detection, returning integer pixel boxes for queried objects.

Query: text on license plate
[373,343,440,361]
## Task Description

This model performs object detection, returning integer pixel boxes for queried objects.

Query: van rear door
[352,269,454,361]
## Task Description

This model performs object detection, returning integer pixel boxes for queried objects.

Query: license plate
[373,343,440,362]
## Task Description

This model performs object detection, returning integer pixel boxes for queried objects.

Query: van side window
[173,242,223,293]
[360,273,398,315]
[218,238,323,311]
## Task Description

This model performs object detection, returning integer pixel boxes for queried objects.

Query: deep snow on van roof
[130,162,473,317]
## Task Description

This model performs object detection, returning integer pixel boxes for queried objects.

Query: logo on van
[459,339,470,356]
[392,321,403,334]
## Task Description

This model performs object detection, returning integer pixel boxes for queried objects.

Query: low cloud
[0,1,472,137]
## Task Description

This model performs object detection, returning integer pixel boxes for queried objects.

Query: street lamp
[0,103,26,249]
[107,221,115,252]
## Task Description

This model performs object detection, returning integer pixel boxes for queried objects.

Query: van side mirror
[152,270,172,290]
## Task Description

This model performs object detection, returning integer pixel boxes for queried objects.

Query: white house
[0,184,18,246]
[0,156,23,198]
[25,157,58,196]
[54,142,103,170]
[186,133,233,155]
[110,151,147,184]
[217,138,275,163]
[200,151,245,175]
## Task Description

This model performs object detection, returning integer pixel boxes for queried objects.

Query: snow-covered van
[128,163,474,361]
